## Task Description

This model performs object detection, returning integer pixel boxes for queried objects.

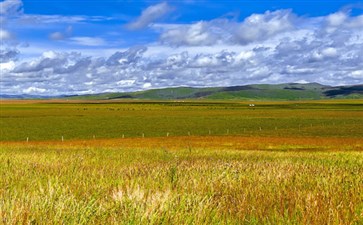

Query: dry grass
[1,137,362,224]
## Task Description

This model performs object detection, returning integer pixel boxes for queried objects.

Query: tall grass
[1,140,362,224]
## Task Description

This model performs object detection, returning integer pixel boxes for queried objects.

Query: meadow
[0,99,362,141]
[0,100,363,224]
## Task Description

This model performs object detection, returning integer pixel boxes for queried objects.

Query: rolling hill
[64,83,363,101]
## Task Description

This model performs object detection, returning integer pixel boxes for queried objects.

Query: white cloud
[311,47,339,61]
[0,0,23,16]
[326,12,347,27]
[165,51,189,67]
[350,70,363,78]
[235,10,294,44]
[126,2,173,30]
[142,83,152,89]
[49,26,73,41]
[235,51,254,61]
[69,37,106,46]
[18,14,113,24]
[0,29,12,40]
[158,10,296,46]
[1,9,363,95]
[116,79,135,86]
[0,61,15,71]
[284,66,317,74]
[321,47,338,58]
[158,9,363,48]
[49,32,65,40]
[160,22,221,46]
[348,15,363,28]
[42,51,57,59]
[23,87,46,94]
[0,49,19,61]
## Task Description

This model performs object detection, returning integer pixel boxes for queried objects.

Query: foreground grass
[1,137,362,224]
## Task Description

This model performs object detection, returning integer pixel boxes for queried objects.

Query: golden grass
[2,136,362,151]
[1,136,362,224]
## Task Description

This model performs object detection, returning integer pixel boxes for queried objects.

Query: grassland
[1,100,362,141]
[1,100,363,224]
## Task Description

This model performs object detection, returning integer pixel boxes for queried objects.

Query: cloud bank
[1,4,363,95]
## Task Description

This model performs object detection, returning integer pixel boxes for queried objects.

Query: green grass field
[1,100,362,141]
[1,100,363,224]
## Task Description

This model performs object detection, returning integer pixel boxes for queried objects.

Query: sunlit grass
[1,137,362,224]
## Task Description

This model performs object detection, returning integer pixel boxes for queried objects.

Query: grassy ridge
[1,100,362,141]
[1,138,362,224]
[65,83,363,100]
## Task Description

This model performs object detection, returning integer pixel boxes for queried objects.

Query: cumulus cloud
[127,2,173,30]
[234,10,295,44]
[158,10,296,46]
[106,46,147,66]
[324,11,363,33]
[350,70,363,78]
[157,9,363,48]
[13,52,67,73]
[0,61,15,71]
[23,87,46,94]
[3,38,362,96]
[160,22,223,46]
[1,9,363,95]
[0,48,19,62]
[326,11,347,27]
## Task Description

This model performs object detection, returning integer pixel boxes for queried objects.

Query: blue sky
[1,0,363,95]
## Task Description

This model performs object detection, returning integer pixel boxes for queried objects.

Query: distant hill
[64,83,363,101]
[1,83,362,100]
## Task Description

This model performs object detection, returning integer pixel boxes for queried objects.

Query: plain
[0,100,362,224]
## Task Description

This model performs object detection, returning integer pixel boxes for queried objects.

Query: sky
[1,0,363,95]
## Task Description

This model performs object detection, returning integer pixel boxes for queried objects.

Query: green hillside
[65,83,363,101]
